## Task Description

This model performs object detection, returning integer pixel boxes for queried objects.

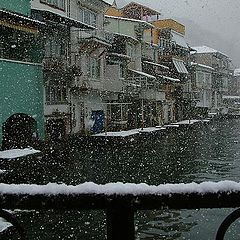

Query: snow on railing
[0,181,240,240]
[0,180,239,196]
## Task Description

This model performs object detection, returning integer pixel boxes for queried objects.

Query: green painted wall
[0,60,44,145]
[0,0,30,16]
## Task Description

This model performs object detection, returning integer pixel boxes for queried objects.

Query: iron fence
[0,182,240,240]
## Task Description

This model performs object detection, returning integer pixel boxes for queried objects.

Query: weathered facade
[0,0,44,149]
[191,46,233,113]
[31,0,108,138]
[70,0,111,134]
[190,63,214,117]
[105,14,167,128]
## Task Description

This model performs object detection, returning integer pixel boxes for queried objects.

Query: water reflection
[2,119,240,239]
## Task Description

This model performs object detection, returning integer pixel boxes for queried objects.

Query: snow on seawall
[0,148,41,159]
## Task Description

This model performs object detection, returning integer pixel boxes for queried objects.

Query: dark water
[2,118,240,239]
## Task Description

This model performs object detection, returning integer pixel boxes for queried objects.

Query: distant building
[227,68,240,96]
[190,63,214,117]
[191,46,233,113]
[0,0,45,149]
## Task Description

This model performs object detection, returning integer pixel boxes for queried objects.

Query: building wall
[31,0,68,16]
[0,0,30,16]
[191,53,213,67]
[105,17,140,40]
[105,6,123,17]
[0,60,44,143]
[152,19,185,35]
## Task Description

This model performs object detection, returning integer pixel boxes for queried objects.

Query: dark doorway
[2,113,38,150]
[90,110,105,134]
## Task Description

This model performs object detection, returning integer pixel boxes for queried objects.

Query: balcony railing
[76,29,114,45]
[1,181,240,239]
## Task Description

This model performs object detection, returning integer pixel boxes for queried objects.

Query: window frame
[78,7,97,27]
[40,0,66,11]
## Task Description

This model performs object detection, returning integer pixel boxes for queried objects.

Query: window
[46,83,67,104]
[88,58,101,79]
[205,73,212,88]
[126,44,134,58]
[40,0,65,11]
[119,63,125,78]
[78,8,97,27]
[45,38,66,58]
[196,72,204,88]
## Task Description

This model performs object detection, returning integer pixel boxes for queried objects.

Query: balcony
[1,181,240,239]
[71,76,103,93]
[76,29,114,47]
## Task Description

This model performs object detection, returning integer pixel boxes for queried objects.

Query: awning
[32,9,95,29]
[128,69,156,79]
[172,58,188,74]
[171,30,188,49]
[0,9,45,34]
[158,75,180,82]
[143,61,169,70]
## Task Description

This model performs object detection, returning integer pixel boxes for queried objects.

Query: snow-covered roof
[191,46,229,58]
[0,148,41,159]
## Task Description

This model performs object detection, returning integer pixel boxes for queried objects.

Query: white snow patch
[93,127,166,137]
[191,46,229,58]
[174,119,201,125]
[164,124,180,128]
[139,127,163,133]
[93,129,139,137]
[0,218,12,233]
[0,148,41,159]
[0,181,239,196]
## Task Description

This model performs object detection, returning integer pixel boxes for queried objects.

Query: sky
[105,0,240,67]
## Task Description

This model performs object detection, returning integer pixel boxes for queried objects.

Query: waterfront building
[227,68,240,96]
[104,14,167,128]
[149,19,191,122]
[31,0,109,137]
[0,0,45,149]
[191,46,233,114]
[69,0,111,134]
[106,2,191,124]
[190,62,214,117]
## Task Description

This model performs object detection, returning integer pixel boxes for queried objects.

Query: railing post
[106,199,135,240]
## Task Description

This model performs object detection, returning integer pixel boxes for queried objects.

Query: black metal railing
[1,182,240,240]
